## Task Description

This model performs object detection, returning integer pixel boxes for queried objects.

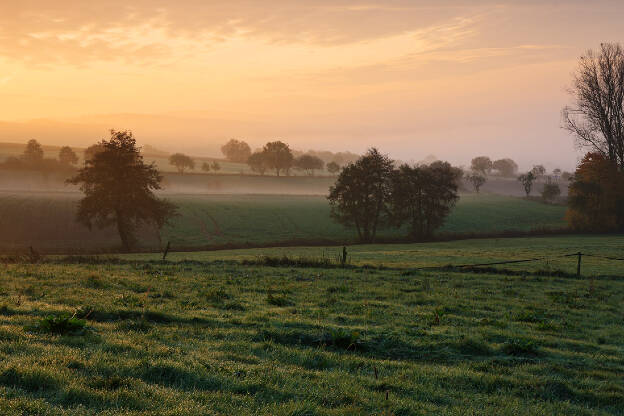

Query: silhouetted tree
[169,153,195,174]
[561,171,573,181]
[326,161,340,175]
[22,139,44,165]
[211,161,221,172]
[563,43,624,171]
[467,172,486,193]
[84,144,104,163]
[470,156,492,175]
[67,130,177,251]
[328,148,393,243]
[58,146,78,165]
[247,151,267,175]
[201,162,211,172]
[389,161,460,239]
[492,158,518,177]
[221,139,252,163]
[262,141,293,176]
[518,171,536,196]
[295,154,324,176]
[566,152,624,230]
[531,165,546,178]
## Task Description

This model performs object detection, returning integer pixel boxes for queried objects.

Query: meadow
[0,192,567,253]
[0,235,622,415]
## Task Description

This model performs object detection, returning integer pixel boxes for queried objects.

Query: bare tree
[563,43,624,170]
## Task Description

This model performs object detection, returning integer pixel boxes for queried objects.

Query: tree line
[0,139,79,172]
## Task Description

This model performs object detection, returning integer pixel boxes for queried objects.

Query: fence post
[341,246,347,267]
[576,252,582,276]
[162,241,171,261]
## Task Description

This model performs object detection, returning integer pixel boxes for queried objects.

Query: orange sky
[1,1,623,169]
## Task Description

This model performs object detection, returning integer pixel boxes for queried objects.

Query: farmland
[0,192,567,253]
[0,235,622,415]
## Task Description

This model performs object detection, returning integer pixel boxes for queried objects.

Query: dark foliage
[388,161,460,239]
[328,148,393,243]
[67,130,178,251]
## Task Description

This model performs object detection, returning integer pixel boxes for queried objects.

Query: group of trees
[328,149,461,243]
[168,153,220,174]
[470,156,518,177]
[563,43,624,231]
[220,138,343,176]
[0,139,80,172]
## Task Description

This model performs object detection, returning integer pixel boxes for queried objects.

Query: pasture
[0,236,622,415]
[0,192,567,253]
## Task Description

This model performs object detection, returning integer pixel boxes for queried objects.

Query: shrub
[318,328,363,350]
[26,314,87,336]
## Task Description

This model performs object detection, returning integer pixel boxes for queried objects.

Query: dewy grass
[0,250,621,414]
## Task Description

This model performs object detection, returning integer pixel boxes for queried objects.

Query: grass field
[0,192,567,253]
[0,237,622,415]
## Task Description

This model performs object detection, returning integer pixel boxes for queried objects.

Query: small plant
[319,328,363,350]
[26,314,87,336]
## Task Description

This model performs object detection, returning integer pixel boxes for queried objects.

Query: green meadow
[0,192,566,252]
[0,235,622,415]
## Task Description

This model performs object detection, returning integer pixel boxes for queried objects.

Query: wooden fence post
[576,252,582,277]
[162,241,171,261]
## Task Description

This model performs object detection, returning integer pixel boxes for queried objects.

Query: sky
[1,1,623,170]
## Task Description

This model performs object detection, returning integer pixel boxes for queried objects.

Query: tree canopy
[328,148,393,243]
[470,156,492,175]
[59,146,79,165]
[221,139,252,163]
[492,158,518,177]
[262,141,294,176]
[169,153,195,174]
[294,154,324,176]
[67,130,177,251]
[563,43,624,171]
[389,161,460,239]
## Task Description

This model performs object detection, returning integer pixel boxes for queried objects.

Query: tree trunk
[115,210,132,252]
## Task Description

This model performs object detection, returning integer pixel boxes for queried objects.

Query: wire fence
[416,251,624,276]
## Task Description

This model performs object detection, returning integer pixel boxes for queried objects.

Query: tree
[211,161,221,172]
[328,148,393,243]
[262,141,293,176]
[67,130,177,252]
[22,139,44,165]
[58,146,78,165]
[518,171,536,196]
[561,171,573,181]
[492,158,518,177]
[470,156,492,175]
[467,173,486,193]
[247,151,267,175]
[201,162,211,172]
[169,153,195,174]
[563,43,624,171]
[221,139,252,163]
[388,161,459,239]
[566,152,624,231]
[295,154,324,176]
[326,161,341,175]
[84,144,104,163]
[531,165,546,178]
[541,179,561,203]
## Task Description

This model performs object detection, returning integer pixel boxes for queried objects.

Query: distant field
[0,192,567,253]
[0,246,621,414]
